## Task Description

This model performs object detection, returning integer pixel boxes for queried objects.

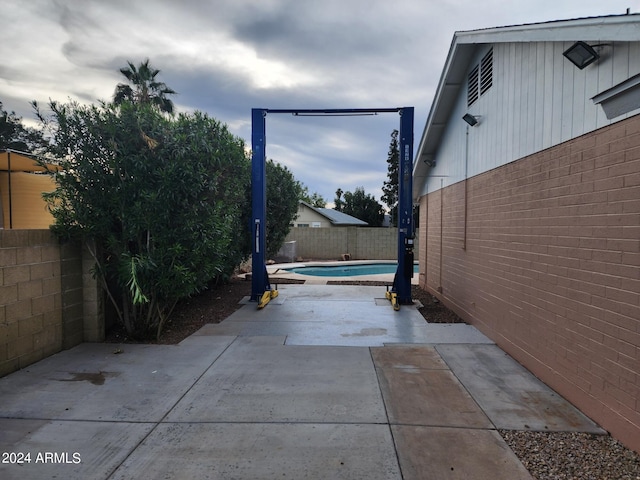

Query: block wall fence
[0,231,103,377]
[418,114,640,453]
[283,227,420,261]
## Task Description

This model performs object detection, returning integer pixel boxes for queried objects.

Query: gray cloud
[1,0,635,204]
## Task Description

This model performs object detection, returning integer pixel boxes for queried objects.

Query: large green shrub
[43,101,250,339]
[236,160,304,261]
[265,160,302,258]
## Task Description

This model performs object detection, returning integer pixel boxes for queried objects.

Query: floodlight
[563,41,600,69]
[462,113,479,127]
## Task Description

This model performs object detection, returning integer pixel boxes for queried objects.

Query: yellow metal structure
[385,290,400,311]
[0,150,60,229]
[257,289,279,309]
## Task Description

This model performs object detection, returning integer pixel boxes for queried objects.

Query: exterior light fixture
[462,113,479,126]
[563,41,600,69]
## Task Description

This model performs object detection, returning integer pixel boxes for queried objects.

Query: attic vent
[480,49,493,94]
[467,48,493,106]
[467,65,479,106]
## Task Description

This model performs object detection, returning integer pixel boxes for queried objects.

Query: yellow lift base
[258,289,279,309]
[385,290,400,311]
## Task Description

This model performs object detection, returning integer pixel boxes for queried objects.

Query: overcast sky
[1,0,638,207]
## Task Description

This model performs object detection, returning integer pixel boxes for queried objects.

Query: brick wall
[283,227,420,261]
[418,114,640,453]
[0,231,100,377]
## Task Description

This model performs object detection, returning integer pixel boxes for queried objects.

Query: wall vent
[467,48,493,106]
[480,49,493,95]
[467,65,479,106]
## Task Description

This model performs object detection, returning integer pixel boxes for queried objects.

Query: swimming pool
[283,262,419,277]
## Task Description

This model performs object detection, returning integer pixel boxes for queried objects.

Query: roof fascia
[456,15,640,44]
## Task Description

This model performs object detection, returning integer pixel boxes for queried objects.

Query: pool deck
[264,260,420,285]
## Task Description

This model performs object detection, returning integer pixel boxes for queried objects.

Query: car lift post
[250,108,278,308]
[387,107,415,310]
[250,107,414,309]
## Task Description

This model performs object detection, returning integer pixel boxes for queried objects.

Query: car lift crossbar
[250,107,414,309]
[266,108,402,115]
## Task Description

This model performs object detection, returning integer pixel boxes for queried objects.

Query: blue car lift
[251,107,414,310]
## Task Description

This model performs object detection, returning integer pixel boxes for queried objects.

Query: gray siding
[420,40,640,195]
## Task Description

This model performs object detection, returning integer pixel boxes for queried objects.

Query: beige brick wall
[283,227,420,261]
[0,231,99,377]
[418,114,640,453]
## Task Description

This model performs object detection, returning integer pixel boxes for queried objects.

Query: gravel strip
[499,430,640,480]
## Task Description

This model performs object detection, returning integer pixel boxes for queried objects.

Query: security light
[563,41,600,69]
[462,113,479,126]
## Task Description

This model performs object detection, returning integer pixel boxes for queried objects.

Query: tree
[334,186,385,227]
[381,129,399,226]
[113,59,177,114]
[41,100,250,340]
[334,188,344,211]
[0,101,47,153]
[300,184,327,208]
[265,160,303,258]
[237,159,304,260]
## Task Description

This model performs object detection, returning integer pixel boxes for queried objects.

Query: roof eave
[413,14,640,200]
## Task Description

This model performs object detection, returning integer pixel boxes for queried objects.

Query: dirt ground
[105,276,462,345]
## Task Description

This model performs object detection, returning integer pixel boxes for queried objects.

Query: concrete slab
[193,317,493,347]
[372,346,492,428]
[167,337,388,423]
[392,425,533,480]
[0,338,235,422]
[371,345,450,370]
[110,423,402,480]
[192,285,494,347]
[269,284,389,301]
[227,300,389,323]
[437,344,605,433]
[0,284,606,480]
[0,418,154,480]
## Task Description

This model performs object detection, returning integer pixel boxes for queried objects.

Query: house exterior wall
[293,203,330,227]
[418,115,640,452]
[420,40,640,195]
[0,172,56,229]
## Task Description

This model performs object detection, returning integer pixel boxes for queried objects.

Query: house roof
[412,13,640,200]
[0,150,59,172]
[299,200,368,226]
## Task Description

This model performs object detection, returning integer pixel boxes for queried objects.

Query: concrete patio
[0,284,604,479]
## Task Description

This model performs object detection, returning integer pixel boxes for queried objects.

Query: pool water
[284,263,419,277]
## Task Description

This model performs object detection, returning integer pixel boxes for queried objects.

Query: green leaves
[42,101,251,339]
[124,254,151,305]
[334,186,385,227]
[0,101,48,153]
[382,129,399,226]
[113,59,176,114]
[265,160,303,258]
[41,87,302,340]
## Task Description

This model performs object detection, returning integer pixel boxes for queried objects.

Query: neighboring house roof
[0,149,58,172]
[299,201,368,226]
[412,13,640,199]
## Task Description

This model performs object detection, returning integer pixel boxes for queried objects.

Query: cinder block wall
[283,227,420,261]
[419,115,640,453]
[0,231,98,377]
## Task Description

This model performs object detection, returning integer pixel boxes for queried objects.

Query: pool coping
[249,260,420,285]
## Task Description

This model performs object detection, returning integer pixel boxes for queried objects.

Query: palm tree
[113,59,176,114]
